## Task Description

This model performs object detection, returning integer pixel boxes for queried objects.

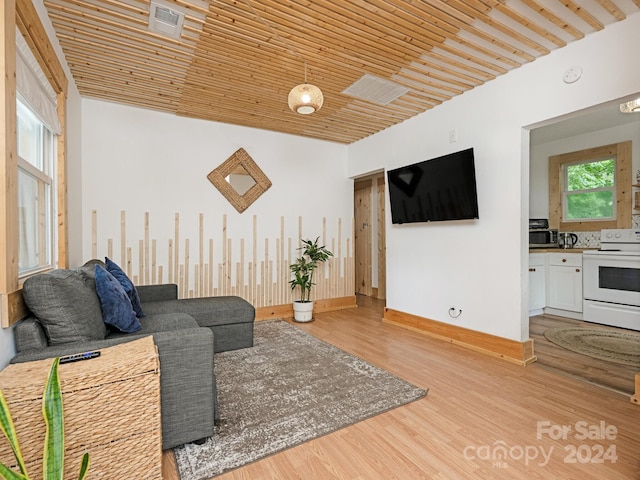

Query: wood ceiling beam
[53,25,193,65]
[407,57,489,85]
[446,0,550,55]
[46,10,199,52]
[53,0,208,25]
[40,0,638,144]
[67,58,188,87]
[58,38,192,73]
[417,50,497,81]
[483,0,566,47]
[81,90,179,111]
[594,0,626,21]
[382,0,536,62]
[518,0,584,40]
[560,0,604,31]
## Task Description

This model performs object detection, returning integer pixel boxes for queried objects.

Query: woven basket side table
[0,336,162,479]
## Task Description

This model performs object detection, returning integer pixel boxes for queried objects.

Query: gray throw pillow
[22,269,108,345]
[76,260,104,291]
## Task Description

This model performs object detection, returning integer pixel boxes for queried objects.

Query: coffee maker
[558,232,578,249]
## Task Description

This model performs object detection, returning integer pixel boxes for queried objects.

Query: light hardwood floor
[530,314,640,395]
[162,296,640,479]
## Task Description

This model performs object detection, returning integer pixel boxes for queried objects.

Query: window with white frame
[17,99,55,275]
[562,157,616,222]
[16,30,60,277]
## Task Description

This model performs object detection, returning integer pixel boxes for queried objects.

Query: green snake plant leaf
[0,462,28,480]
[76,453,89,480]
[42,358,64,480]
[0,389,28,478]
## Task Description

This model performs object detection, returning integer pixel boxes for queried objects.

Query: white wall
[0,321,16,370]
[530,122,640,218]
[0,0,83,369]
[347,13,640,342]
[80,100,352,299]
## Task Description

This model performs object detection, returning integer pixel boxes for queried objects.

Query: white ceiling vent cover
[342,74,410,105]
[149,1,185,39]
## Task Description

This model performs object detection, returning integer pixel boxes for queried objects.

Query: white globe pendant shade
[620,98,640,113]
[288,83,323,114]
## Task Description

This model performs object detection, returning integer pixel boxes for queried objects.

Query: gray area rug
[544,327,640,368]
[174,320,427,479]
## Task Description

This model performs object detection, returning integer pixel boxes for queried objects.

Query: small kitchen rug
[543,327,640,368]
[173,320,428,480]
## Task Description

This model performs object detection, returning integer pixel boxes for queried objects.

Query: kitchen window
[563,158,615,222]
[549,142,632,231]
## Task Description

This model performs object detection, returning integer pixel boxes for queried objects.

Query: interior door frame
[353,172,386,299]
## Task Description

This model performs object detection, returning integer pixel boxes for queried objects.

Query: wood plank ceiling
[43,0,640,144]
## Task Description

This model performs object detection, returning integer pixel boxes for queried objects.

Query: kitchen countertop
[529,248,598,253]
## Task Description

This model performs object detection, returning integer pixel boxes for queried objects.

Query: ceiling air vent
[148,1,185,39]
[342,74,410,105]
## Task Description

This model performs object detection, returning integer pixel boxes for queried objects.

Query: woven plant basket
[0,337,162,479]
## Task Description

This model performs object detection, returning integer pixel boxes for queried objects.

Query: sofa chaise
[10,259,255,450]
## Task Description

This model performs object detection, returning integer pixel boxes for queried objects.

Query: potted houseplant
[0,358,90,480]
[289,237,333,322]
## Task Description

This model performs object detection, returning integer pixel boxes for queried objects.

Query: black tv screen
[387,148,479,224]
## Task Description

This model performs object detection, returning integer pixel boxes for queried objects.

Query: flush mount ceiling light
[288,63,323,114]
[620,98,640,113]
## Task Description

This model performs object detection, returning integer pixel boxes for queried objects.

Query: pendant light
[242,0,324,114]
[620,98,640,113]
[288,63,323,115]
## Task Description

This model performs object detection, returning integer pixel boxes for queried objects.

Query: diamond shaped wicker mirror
[207,148,272,213]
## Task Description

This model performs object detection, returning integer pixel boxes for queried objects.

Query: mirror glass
[226,165,256,196]
[207,148,272,213]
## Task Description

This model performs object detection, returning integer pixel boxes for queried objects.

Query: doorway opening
[527,95,640,397]
[354,172,386,299]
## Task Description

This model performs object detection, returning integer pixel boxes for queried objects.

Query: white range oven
[583,229,640,331]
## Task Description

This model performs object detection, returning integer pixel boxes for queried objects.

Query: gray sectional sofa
[11,260,255,450]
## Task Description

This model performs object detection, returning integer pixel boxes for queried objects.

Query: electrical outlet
[448,129,457,143]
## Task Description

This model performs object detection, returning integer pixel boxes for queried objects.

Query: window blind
[15,31,61,135]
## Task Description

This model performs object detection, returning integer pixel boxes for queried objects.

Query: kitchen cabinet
[546,253,583,312]
[529,253,546,314]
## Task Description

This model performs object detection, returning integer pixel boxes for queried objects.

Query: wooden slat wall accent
[91,211,354,308]
[255,296,356,321]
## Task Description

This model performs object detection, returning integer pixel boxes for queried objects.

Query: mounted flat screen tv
[387,148,479,224]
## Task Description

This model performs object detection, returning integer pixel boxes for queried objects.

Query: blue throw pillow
[94,265,141,333]
[105,257,146,318]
